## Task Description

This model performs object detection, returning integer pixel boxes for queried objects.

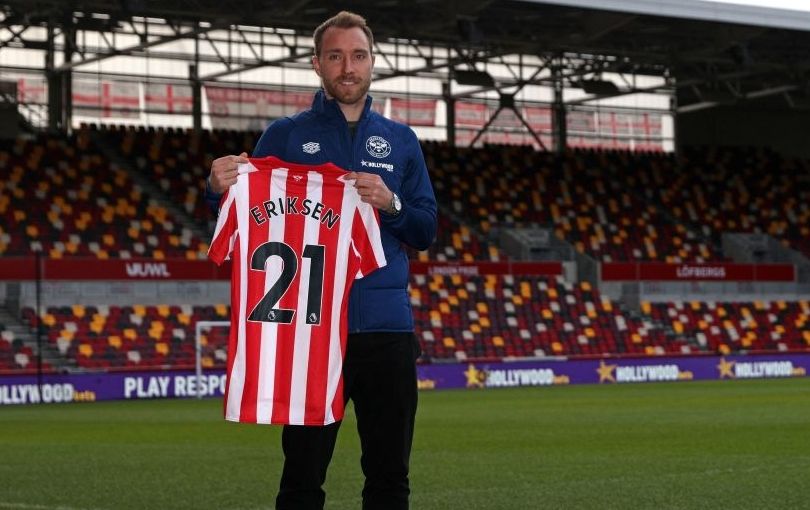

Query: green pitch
[1,378,809,509]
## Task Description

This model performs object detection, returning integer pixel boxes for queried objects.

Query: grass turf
[1,378,809,509]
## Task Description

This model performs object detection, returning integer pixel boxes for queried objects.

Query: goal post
[194,320,230,399]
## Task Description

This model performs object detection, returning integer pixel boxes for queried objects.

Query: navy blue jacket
[206,89,437,333]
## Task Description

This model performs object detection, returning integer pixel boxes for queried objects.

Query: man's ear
[312,55,321,77]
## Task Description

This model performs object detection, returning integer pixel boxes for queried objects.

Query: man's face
[313,26,374,107]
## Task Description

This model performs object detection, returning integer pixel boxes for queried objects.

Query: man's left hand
[346,171,394,211]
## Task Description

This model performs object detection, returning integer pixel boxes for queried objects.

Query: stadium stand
[94,125,255,227]
[24,273,810,370]
[408,213,506,262]
[0,131,208,259]
[95,126,506,262]
[412,274,682,360]
[0,324,50,372]
[17,273,721,370]
[20,304,230,370]
[422,141,723,263]
[3,129,809,373]
[643,300,810,353]
[627,147,810,259]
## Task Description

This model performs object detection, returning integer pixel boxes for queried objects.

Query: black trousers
[276,332,420,510]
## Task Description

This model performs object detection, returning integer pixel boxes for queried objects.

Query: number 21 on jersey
[247,241,325,325]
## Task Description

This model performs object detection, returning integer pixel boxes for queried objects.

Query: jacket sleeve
[382,129,437,251]
[203,176,223,213]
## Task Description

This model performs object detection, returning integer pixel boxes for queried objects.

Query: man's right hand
[208,152,249,194]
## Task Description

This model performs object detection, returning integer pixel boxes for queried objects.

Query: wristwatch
[387,192,402,216]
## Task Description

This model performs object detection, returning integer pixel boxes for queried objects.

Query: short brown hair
[313,11,374,58]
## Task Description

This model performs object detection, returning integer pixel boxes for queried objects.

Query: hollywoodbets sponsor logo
[464,364,569,388]
[717,358,806,379]
[0,383,78,404]
[360,159,394,172]
[597,360,693,383]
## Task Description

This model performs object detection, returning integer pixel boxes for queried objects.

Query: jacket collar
[311,88,374,124]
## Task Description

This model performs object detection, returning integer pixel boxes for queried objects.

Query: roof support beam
[54,22,211,72]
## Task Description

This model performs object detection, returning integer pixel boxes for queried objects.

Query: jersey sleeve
[350,203,387,279]
[207,190,238,265]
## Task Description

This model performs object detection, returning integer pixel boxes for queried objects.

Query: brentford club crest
[302,142,320,154]
[365,136,391,158]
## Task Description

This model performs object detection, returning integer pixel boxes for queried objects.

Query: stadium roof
[3,0,810,110]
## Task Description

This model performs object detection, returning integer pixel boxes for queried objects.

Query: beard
[321,73,371,107]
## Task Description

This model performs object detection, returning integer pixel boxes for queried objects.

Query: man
[205,11,437,510]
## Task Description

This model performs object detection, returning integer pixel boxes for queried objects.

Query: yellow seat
[90,320,105,334]
[108,336,122,349]
[78,344,93,358]
[640,301,651,314]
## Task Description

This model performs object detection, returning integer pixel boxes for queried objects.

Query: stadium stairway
[0,304,68,371]
[86,128,211,251]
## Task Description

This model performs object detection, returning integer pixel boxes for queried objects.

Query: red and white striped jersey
[208,156,386,425]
